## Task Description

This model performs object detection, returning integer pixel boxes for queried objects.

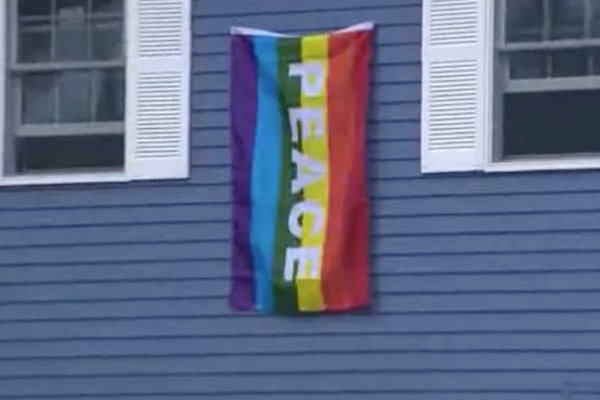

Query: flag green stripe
[272,37,302,314]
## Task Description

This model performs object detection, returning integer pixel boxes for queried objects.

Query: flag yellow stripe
[295,34,328,311]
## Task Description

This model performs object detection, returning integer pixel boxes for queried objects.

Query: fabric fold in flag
[229,22,374,314]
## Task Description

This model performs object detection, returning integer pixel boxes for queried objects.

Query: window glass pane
[59,71,91,123]
[506,0,544,42]
[56,0,88,18]
[509,52,548,79]
[551,49,589,76]
[18,0,51,17]
[18,21,52,63]
[592,0,600,37]
[21,73,56,124]
[16,134,124,173]
[94,69,124,122]
[550,0,585,39]
[55,20,89,61]
[92,0,123,14]
[503,90,600,157]
[91,19,122,60]
[591,49,600,73]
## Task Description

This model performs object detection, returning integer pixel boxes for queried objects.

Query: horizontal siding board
[192,140,417,167]
[0,223,220,248]
[194,7,420,35]
[5,353,600,378]
[48,396,553,400]
[5,331,600,359]
[193,44,420,73]
[375,212,600,235]
[374,253,600,274]
[192,106,420,131]
[3,292,600,323]
[0,397,568,400]
[2,233,600,270]
[0,261,226,283]
[373,232,600,255]
[3,258,600,287]
[376,271,600,292]
[9,177,600,218]
[195,0,419,16]
[0,206,230,230]
[0,394,565,400]
[0,242,221,266]
[0,372,598,396]
[191,121,419,148]
[0,172,598,212]
[193,65,420,92]
[5,313,600,340]
[369,171,600,197]
[0,280,225,303]
[374,192,600,216]
[193,24,421,50]
[3,224,600,267]
[0,185,229,210]
[4,218,600,260]
[7,251,600,286]
[192,82,421,113]
[1,271,600,304]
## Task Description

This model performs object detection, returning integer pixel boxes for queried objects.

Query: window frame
[0,0,190,186]
[420,0,600,174]
[6,0,127,177]
[488,0,600,173]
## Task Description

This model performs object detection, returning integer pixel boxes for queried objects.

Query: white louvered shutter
[421,0,492,173]
[125,0,191,180]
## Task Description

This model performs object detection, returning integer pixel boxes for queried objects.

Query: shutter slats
[421,0,492,173]
[126,0,191,180]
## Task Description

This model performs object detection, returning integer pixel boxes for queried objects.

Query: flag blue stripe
[250,35,281,313]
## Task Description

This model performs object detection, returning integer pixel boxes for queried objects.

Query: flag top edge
[230,22,375,37]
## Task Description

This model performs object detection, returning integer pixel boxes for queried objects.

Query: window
[0,0,190,186]
[421,0,600,173]
[11,0,125,174]
[500,0,600,160]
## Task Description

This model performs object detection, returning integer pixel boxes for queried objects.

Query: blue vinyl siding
[1,0,600,399]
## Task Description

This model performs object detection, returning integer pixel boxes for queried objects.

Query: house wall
[1,0,600,399]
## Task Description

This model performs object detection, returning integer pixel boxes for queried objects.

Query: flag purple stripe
[229,34,257,310]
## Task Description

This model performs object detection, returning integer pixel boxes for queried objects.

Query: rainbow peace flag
[229,23,373,314]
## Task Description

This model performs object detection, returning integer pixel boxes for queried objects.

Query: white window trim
[0,0,191,187]
[0,173,129,187]
[484,157,600,173]
[421,0,600,175]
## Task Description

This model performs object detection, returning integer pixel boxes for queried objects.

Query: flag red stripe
[321,30,372,311]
